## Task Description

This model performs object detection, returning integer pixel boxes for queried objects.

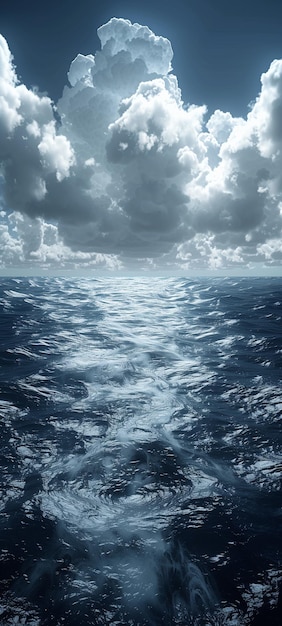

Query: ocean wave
[0,276,281,624]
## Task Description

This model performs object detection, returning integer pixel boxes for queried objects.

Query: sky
[1,0,282,275]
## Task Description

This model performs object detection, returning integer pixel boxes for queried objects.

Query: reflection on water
[0,277,281,624]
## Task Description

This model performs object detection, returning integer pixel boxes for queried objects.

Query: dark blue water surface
[0,277,281,625]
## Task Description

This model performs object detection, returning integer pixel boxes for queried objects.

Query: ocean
[0,276,281,625]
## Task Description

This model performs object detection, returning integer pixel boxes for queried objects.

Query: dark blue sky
[1,0,282,117]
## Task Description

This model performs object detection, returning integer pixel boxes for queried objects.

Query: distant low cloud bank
[0,17,282,272]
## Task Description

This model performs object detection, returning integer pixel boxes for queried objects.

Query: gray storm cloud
[0,17,282,270]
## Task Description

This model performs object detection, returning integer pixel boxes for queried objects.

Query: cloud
[0,18,282,271]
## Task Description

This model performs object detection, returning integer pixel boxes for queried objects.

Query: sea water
[0,277,281,625]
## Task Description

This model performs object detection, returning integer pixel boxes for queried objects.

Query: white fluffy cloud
[0,19,282,272]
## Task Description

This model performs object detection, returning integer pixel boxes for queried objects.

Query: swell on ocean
[0,276,281,625]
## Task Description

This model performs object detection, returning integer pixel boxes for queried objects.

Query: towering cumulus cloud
[0,18,282,271]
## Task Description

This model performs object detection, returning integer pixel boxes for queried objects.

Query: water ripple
[0,276,281,625]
